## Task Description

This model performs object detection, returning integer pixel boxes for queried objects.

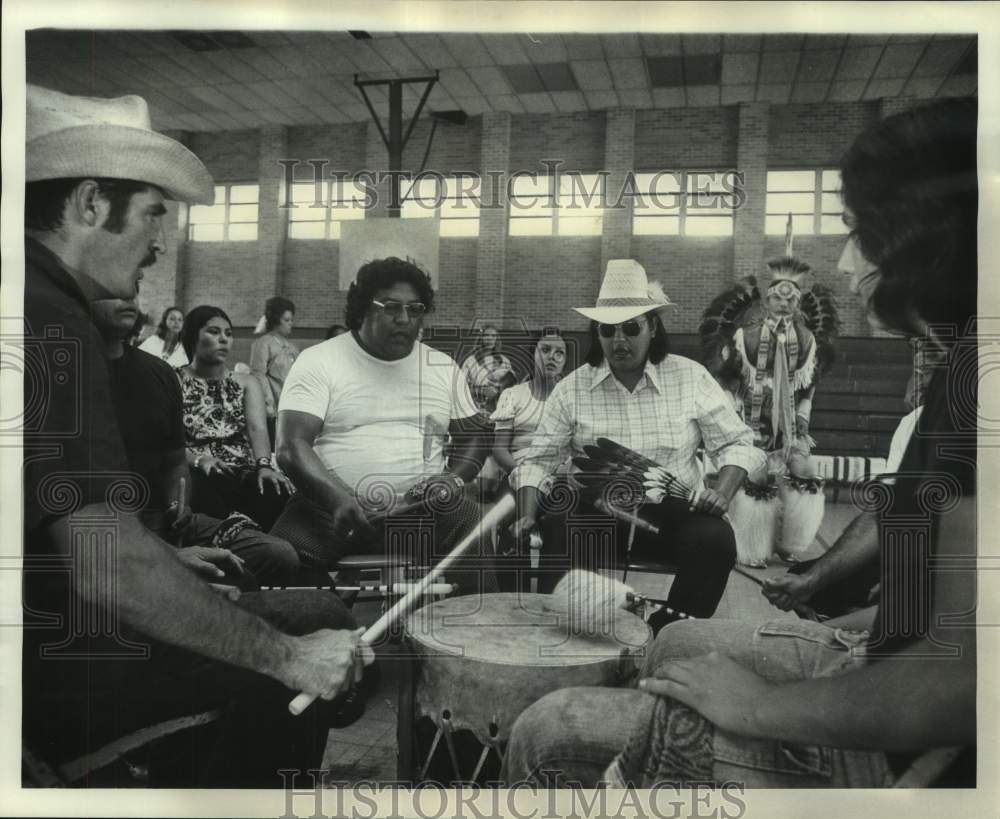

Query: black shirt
[21,236,136,668]
[869,361,977,657]
[109,345,186,514]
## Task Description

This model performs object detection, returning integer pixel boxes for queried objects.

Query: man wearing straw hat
[506,259,764,634]
[21,85,363,786]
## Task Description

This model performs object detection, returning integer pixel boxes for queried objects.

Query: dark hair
[181,305,232,361]
[584,313,670,367]
[325,323,349,339]
[265,296,296,331]
[344,257,435,331]
[156,306,184,340]
[840,98,977,336]
[25,177,154,233]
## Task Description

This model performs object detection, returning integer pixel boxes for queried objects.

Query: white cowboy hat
[26,84,215,205]
[573,259,675,324]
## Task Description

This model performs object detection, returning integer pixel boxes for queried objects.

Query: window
[508,173,604,237]
[632,171,735,237]
[401,175,480,237]
[188,183,259,241]
[285,178,367,240]
[765,169,849,236]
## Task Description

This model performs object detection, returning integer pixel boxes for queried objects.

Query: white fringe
[777,481,825,557]
[791,337,817,391]
[728,488,782,566]
[547,569,634,634]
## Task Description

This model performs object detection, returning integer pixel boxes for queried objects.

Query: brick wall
[187,130,259,180]
[632,237,736,333]
[504,237,602,330]
[634,107,739,168]
[768,102,879,165]
[166,100,900,338]
[508,112,605,171]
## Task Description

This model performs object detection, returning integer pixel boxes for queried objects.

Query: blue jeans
[501,617,894,788]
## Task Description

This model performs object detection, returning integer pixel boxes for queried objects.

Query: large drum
[398,592,651,783]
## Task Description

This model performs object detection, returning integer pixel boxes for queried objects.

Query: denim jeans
[501,617,895,788]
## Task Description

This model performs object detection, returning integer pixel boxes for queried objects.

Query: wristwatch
[256,456,272,471]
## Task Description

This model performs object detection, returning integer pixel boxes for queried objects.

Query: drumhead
[405,592,651,664]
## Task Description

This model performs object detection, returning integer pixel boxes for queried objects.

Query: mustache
[139,250,158,268]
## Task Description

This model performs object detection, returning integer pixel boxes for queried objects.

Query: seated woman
[503,98,978,789]
[460,323,513,416]
[491,329,567,482]
[178,305,294,531]
[139,305,188,367]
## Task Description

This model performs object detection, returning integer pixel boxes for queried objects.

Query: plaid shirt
[509,355,765,492]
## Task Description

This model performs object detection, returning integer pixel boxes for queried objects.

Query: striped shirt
[509,354,765,492]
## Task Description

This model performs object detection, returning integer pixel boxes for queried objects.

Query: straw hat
[26,84,215,205]
[573,259,674,324]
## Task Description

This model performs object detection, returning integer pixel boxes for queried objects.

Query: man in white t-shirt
[270,258,496,591]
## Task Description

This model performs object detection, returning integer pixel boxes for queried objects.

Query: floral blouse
[178,369,254,468]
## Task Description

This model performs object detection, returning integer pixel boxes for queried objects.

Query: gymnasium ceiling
[25,30,977,132]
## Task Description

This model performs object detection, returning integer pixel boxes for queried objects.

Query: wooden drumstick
[288,492,517,715]
[592,497,660,535]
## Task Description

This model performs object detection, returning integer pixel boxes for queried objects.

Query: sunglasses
[372,299,428,318]
[597,319,646,338]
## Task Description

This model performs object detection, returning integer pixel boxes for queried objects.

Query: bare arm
[276,410,345,507]
[492,427,518,474]
[162,446,191,510]
[762,512,879,611]
[646,495,977,750]
[47,505,357,698]
[713,465,746,503]
[242,376,273,461]
[446,414,491,483]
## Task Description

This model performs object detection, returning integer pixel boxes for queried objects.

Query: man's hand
[279,627,366,700]
[405,473,463,507]
[258,466,295,496]
[331,490,375,543]
[176,546,247,580]
[505,515,540,554]
[689,487,730,517]
[761,571,816,611]
[639,652,773,739]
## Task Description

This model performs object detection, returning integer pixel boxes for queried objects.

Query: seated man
[506,260,765,632]
[271,257,497,596]
[22,84,363,787]
[502,98,976,788]
[92,296,328,589]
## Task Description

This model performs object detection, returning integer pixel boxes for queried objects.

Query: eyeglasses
[597,319,645,338]
[371,299,429,319]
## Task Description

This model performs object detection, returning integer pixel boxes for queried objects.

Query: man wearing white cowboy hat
[21,85,365,786]
[506,259,764,633]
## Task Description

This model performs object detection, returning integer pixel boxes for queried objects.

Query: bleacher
[229,327,913,463]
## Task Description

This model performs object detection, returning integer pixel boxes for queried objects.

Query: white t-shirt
[279,333,479,497]
[138,334,189,368]
[885,405,924,475]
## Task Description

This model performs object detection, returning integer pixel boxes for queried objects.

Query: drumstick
[288,492,517,716]
[260,582,454,595]
[592,497,660,535]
